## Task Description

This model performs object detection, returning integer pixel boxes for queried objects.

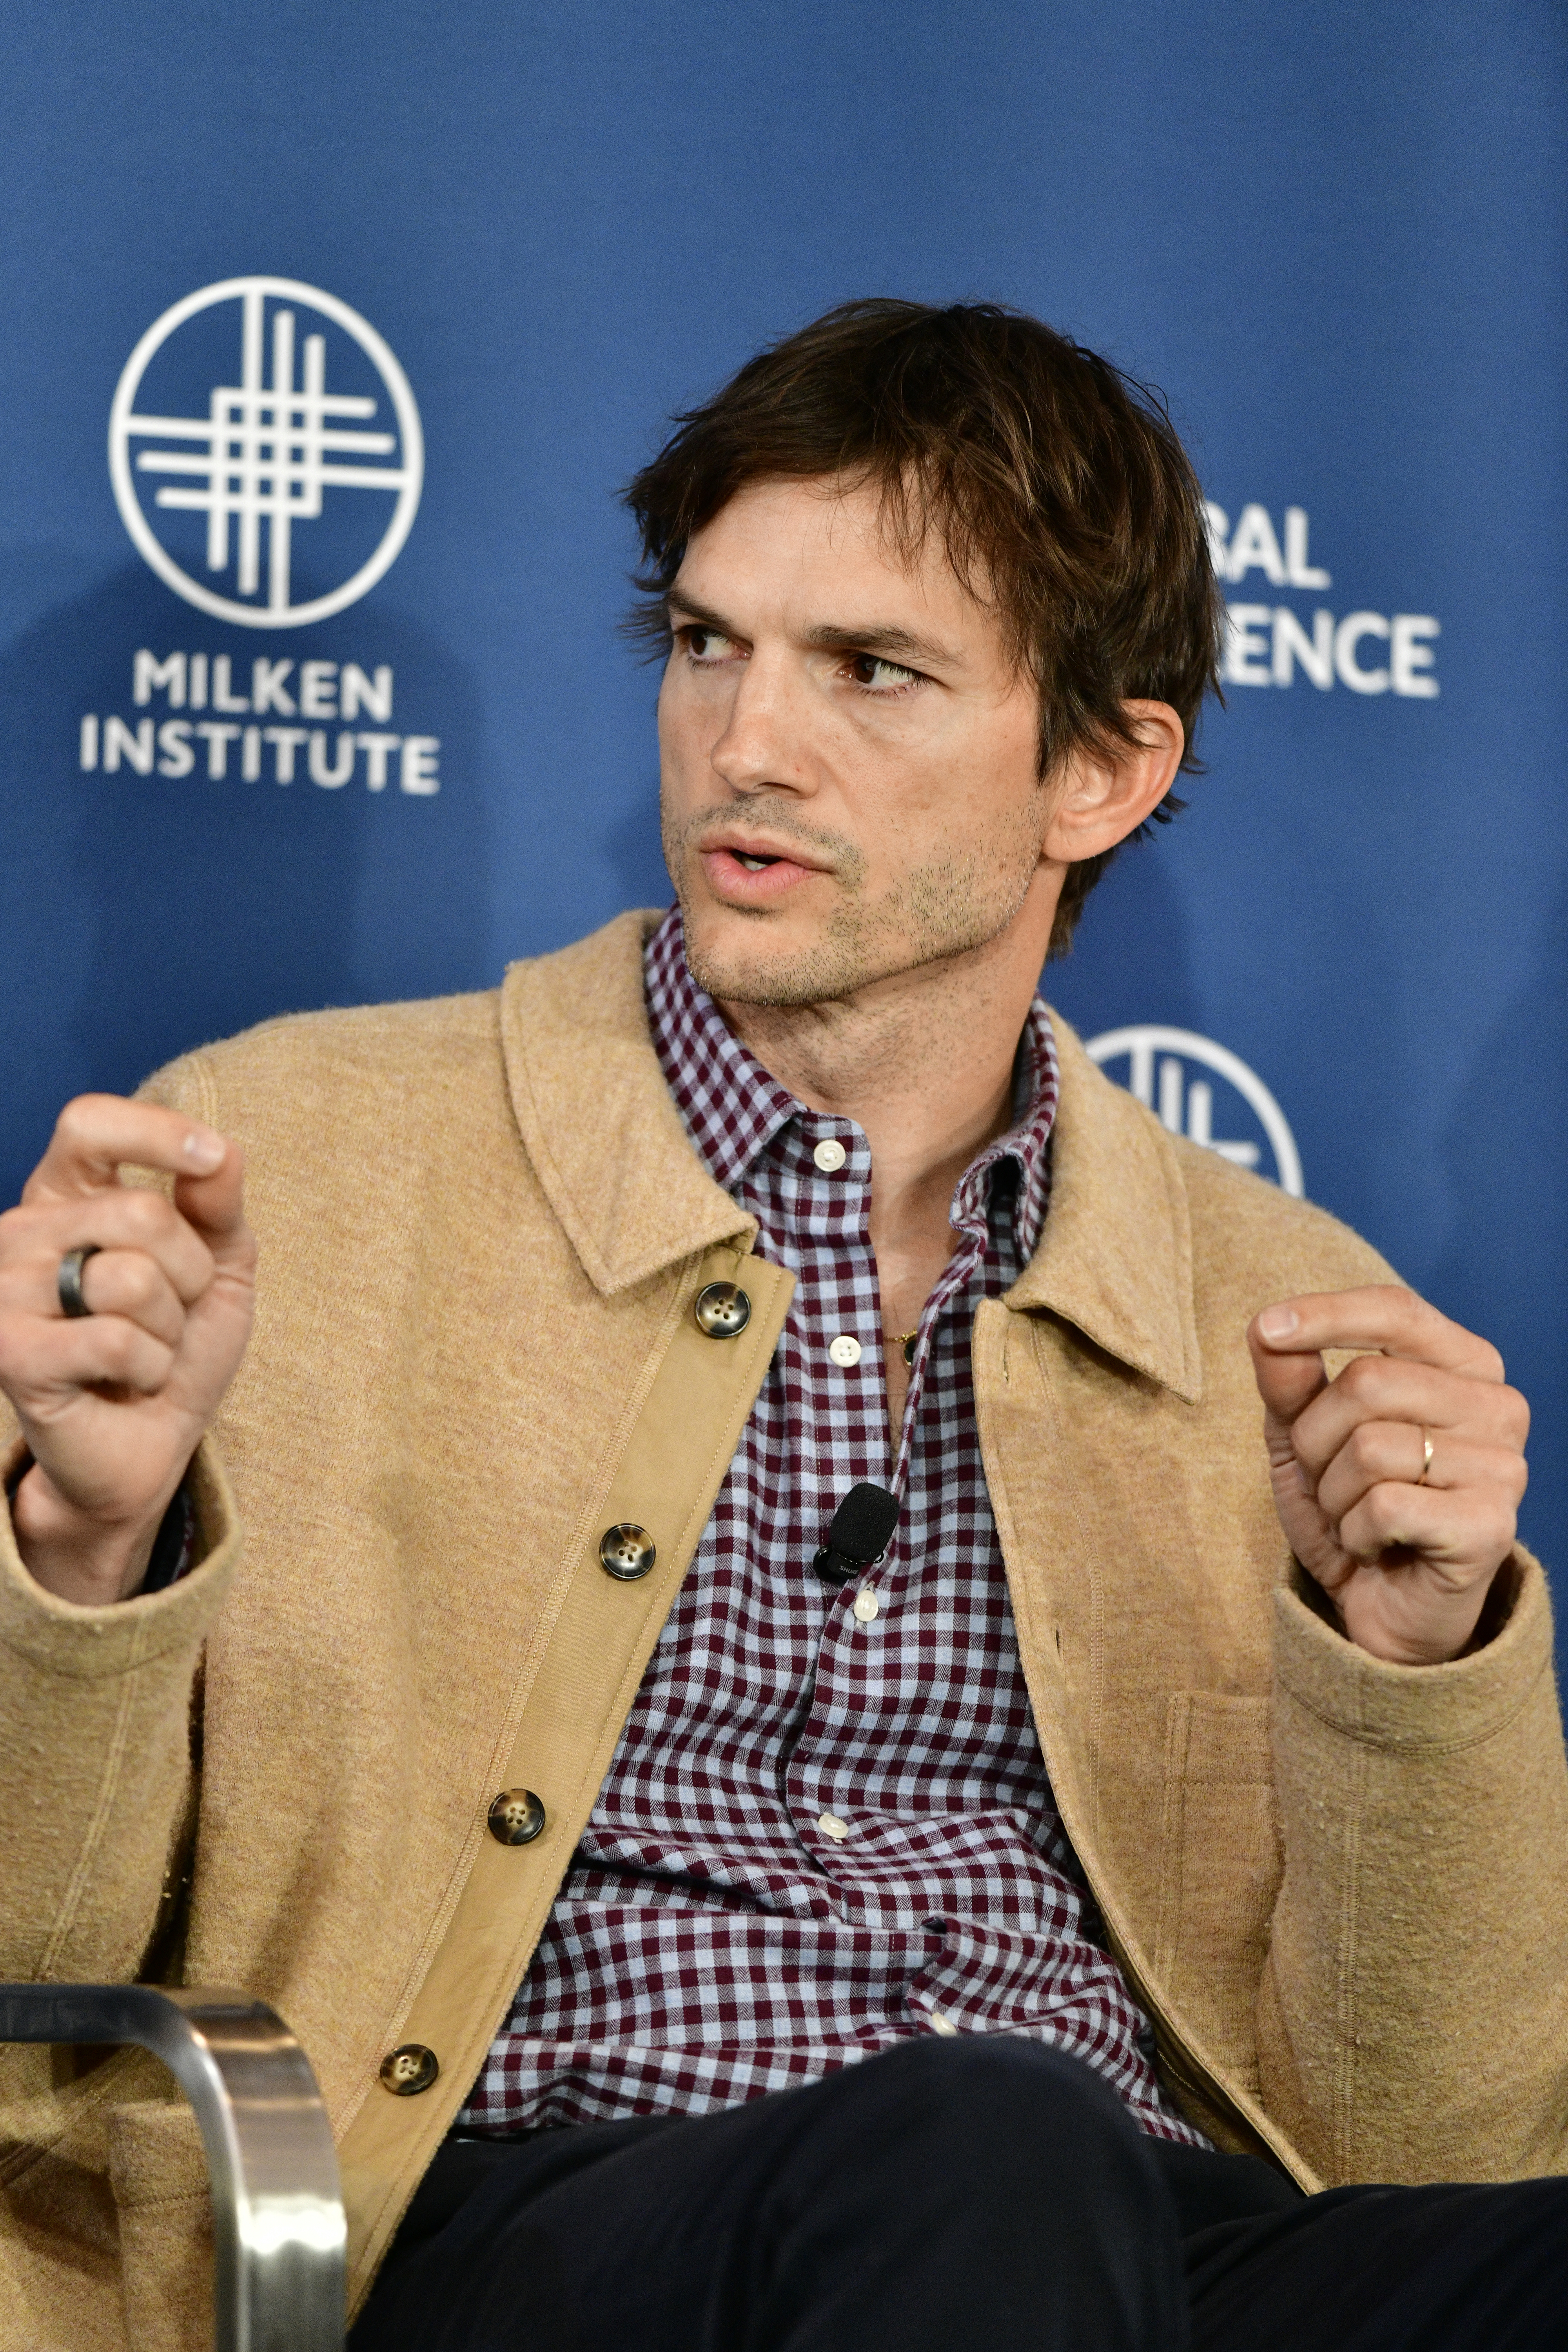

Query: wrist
[1332,1557,1514,1666]
[8,1462,171,1605]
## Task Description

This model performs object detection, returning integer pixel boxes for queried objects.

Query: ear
[1040,701,1185,864]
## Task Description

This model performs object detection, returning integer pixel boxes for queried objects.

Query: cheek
[654,662,681,752]
[657,664,722,780]
[656,675,698,806]
[876,710,1040,837]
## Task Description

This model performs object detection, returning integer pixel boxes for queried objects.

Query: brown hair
[623,298,1224,954]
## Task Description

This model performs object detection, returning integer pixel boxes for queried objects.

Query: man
[1,300,1563,2352]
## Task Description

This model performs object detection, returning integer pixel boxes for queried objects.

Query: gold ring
[1416,1429,1434,1487]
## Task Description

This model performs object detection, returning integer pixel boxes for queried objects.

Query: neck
[713,917,1047,1338]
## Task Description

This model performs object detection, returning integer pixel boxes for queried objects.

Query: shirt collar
[644,906,1057,1254]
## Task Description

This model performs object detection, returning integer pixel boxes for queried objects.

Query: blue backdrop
[3,2,1564,1584]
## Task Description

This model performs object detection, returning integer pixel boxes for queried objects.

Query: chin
[682,910,823,1007]
[681,901,903,1010]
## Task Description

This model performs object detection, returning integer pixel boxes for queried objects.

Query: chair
[0,1982,345,2351]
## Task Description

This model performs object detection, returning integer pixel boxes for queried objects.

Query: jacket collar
[503,911,1201,1399]
[1005,1018,1202,1403]
[501,911,757,1295]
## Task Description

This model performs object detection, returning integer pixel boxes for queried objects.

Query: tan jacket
[3,911,1566,2351]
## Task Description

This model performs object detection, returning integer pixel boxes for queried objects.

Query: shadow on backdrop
[1042,835,1204,1043]
[603,770,673,921]
[0,560,494,1207]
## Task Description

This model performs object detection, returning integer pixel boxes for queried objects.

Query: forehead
[676,473,997,643]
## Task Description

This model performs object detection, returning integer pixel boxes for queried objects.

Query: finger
[53,1247,186,1347]
[0,1189,216,1306]
[170,1137,251,1270]
[15,1313,178,1401]
[23,1095,227,1207]
[1247,1316,1328,1432]
[1336,1480,1519,1577]
[1316,1425,1529,1530]
[1252,1286,1504,1383]
[1292,1357,1529,1479]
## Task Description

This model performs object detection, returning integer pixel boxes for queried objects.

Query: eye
[681,624,744,665]
[846,652,922,695]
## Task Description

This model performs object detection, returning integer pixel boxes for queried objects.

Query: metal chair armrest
[0,1982,345,2352]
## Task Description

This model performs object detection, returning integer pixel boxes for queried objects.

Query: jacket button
[487,1789,546,1845]
[379,2044,439,2096]
[693,1281,751,1338]
[599,1524,657,1581]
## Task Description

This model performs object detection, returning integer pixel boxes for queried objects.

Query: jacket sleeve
[0,1045,242,1986]
[1257,1550,1568,2182]
[0,1436,240,1985]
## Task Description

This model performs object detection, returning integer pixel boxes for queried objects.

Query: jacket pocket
[107,2103,212,2352]
[1156,1693,1281,2093]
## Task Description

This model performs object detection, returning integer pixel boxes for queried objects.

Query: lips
[699,841,824,904]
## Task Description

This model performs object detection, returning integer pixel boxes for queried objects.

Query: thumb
[1247,1308,1328,1442]
[172,1140,250,1267]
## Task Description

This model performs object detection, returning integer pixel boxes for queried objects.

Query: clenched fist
[0,1096,256,1605]
[1249,1285,1529,1665]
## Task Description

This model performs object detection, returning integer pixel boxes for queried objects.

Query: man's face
[658,474,1054,1007]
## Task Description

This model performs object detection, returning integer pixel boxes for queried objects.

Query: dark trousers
[350,2039,1568,2350]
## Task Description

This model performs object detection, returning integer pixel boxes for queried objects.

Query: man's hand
[0,1096,256,1605]
[1247,1286,1528,1665]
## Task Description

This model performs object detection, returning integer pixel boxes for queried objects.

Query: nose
[708,653,815,799]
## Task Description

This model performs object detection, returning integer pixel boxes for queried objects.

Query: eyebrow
[666,586,964,672]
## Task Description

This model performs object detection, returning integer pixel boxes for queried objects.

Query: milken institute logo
[109,276,423,628]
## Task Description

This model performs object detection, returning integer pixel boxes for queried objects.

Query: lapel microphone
[813,1483,900,1587]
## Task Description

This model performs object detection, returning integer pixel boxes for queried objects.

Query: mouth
[696,831,831,906]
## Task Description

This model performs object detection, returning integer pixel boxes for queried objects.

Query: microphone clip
[813,1482,900,1587]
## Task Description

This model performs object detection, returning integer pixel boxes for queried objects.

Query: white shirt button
[817,1813,850,1842]
[813,1138,848,1173]
[929,2010,960,2038]
[852,1587,880,1623]
[828,1334,862,1368]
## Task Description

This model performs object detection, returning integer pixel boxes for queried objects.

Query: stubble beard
[663,793,1045,1011]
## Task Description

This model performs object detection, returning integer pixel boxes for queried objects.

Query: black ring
[57,1245,102,1319]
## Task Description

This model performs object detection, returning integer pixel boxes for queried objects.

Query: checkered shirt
[459,908,1207,2146]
